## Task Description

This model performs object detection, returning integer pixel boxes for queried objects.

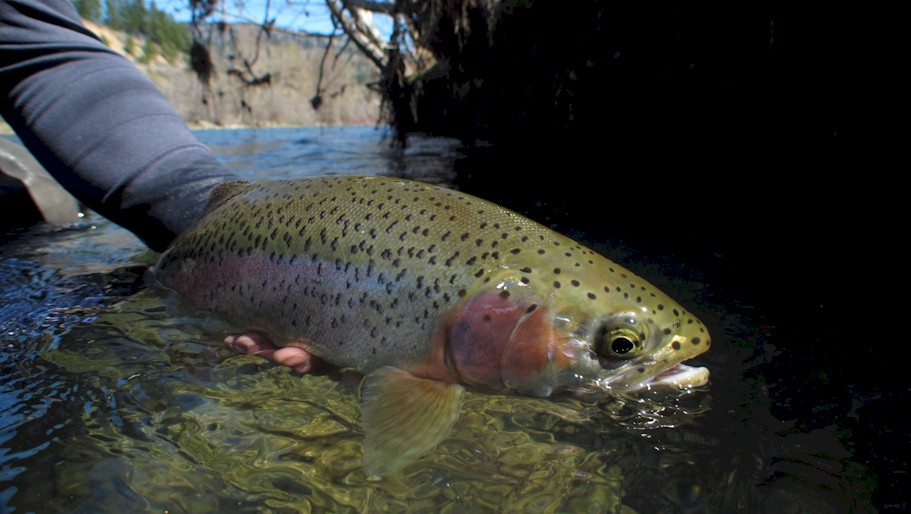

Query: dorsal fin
[204,181,251,214]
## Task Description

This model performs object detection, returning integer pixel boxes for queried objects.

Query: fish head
[548,299,711,396]
[448,242,710,398]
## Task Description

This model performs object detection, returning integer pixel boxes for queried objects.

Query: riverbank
[1,18,383,136]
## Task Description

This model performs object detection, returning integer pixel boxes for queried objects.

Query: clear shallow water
[1,127,883,513]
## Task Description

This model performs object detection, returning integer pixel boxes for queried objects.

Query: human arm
[0,0,321,372]
[0,0,238,251]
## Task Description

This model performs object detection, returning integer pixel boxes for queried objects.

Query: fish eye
[597,327,643,359]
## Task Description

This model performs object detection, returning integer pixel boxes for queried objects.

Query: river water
[0,126,896,513]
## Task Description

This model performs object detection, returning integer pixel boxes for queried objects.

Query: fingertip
[273,347,312,368]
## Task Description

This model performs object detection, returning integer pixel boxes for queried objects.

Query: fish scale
[151,174,710,475]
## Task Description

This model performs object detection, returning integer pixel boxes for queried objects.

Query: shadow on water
[0,128,898,513]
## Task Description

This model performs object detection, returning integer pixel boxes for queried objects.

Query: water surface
[1,126,889,513]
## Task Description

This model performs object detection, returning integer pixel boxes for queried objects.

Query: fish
[150,175,710,475]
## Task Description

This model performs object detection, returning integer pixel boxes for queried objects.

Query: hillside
[2,20,384,134]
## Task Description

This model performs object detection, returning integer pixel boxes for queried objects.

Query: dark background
[397,4,900,510]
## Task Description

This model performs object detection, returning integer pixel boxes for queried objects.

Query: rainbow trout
[151,175,710,475]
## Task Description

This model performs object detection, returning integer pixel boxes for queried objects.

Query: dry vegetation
[1,20,383,134]
[168,22,384,128]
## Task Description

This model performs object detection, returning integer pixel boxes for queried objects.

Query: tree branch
[325,0,389,70]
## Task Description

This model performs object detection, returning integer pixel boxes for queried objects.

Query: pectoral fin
[360,366,464,476]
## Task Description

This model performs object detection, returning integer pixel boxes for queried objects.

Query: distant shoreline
[1,119,383,137]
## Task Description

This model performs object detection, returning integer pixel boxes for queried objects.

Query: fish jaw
[547,322,711,396]
[591,336,711,393]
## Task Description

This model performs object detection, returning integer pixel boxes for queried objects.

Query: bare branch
[325,0,389,70]
[345,0,395,16]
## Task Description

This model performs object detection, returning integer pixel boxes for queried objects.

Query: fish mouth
[641,363,709,390]
[603,361,710,393]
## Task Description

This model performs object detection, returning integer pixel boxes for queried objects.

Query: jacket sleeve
[0,0,239,252]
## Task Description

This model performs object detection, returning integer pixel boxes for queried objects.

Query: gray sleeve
[1,0,239,252]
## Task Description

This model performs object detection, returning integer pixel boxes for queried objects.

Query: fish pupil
[611,337,635,355]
